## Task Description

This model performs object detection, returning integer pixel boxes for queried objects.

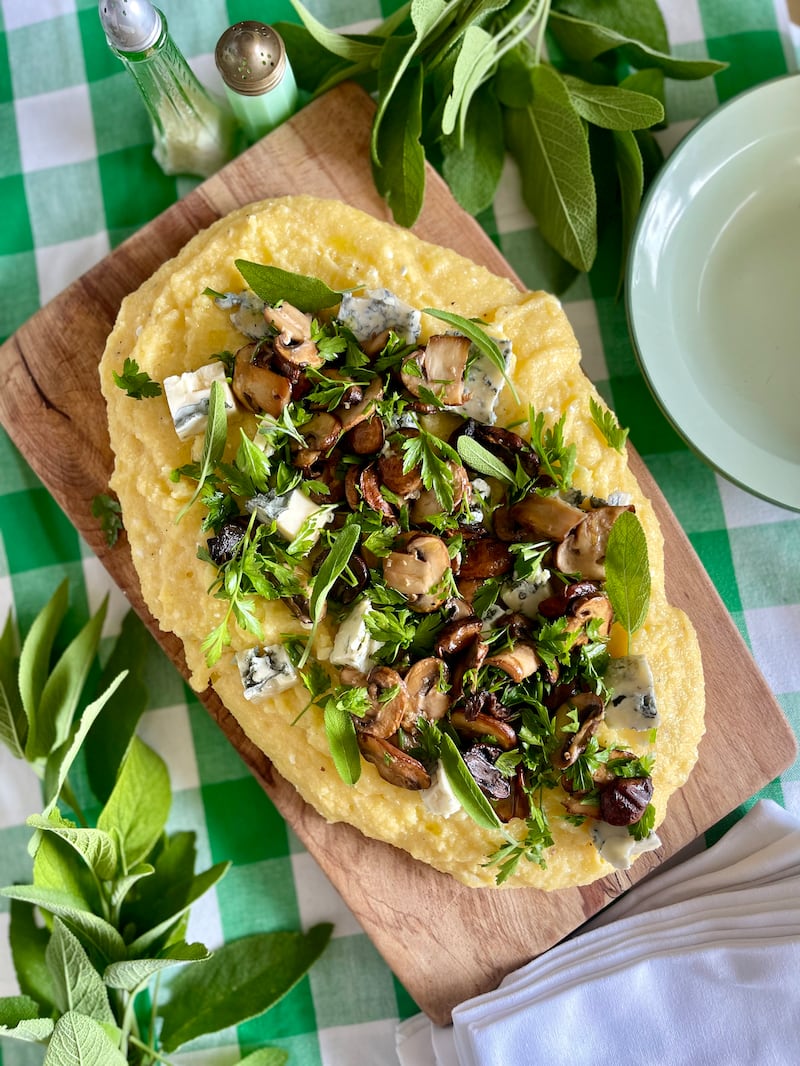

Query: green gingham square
[5,13,86,98]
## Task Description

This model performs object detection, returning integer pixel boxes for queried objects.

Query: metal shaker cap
[98,0,162,53]
[215,22,287,96]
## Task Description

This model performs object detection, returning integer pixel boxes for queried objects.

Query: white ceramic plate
[626,75,800,512]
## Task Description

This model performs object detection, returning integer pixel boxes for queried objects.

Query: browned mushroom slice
[600,775,654,826]
[345,416,385,455]
[300,411,342,454]
[358,734,432,790]
[485,641,541,682]
[422,334,471,405]
[232,343,292,416]
[551,692,605,771]
[338,378,384,432]
[410,462,469,525]
[400,352,426,397]
[450,637,489,697]
[401,657,450,730]
[360,465,397,520]
[458,538,513,580]
[264,301,313,342]
[494,767,531,822]
[378,449,423,497]
[353,666,409,740]
[566,590,614,643]
[434,616,483,658]
[554,504,634,580]
[382,534,452,612]
[450,710,517,750]
[561,793,601,819]
[510,493,587,542]
[462,744,512,801]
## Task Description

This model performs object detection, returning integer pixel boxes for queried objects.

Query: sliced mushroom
[422,334,471,405]
[382,534,452,612]
[353,666,409,740]
[551,692,605,771]
[360,465,397,520]
[300,411,342,454]
[232,343,292,416]
[451,637,488,697]
[400,352,426,397]
[458,537,513,580]
[304,453,346,505]
[485,641,541,682]
[401,657,450,730]
[378,448,423,497]
[494,767,531,823]
[450,710,516,750]
[434,616,482,658]
[600,775,654,827]
[264,301,313,342]
[346,416,385,455]
[358,734,432,790]
[338,378,383,432]
[462,744,512,801]
[510,494,587,542]
[565,590,614,643]
[561,792,601,819]
[410,462,469,525]
[554,504,634,580]
[207,519,248,566]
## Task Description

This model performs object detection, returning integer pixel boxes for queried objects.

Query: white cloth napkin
[396,800,800,1066]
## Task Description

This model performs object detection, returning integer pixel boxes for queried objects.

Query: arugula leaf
[176,380,229,523]
[439,732,503,831]
[91,494,123,547]
[235,260,344,313]
[111,358,162,400]
[605,511,651,647]
[589,396,629,452]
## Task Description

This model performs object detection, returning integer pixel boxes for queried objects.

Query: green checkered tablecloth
[1,2,799,1064]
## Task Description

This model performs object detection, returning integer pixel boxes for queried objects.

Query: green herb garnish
[439,732,503,832]
[91,493,123,546]
[590,396,630,452]
[235,259,345,312]
[112,357,162,399]
[605,511,651,651]
[176,379,229,523]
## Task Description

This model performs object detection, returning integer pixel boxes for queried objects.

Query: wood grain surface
[0,82,795,1025]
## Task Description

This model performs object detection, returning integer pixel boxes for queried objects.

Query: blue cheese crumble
[604,655,660,730]
[236,644,297,700]
[336,288,421,344]
[453,339,515,424]
[163,362,235,441]
[592,821,662,869]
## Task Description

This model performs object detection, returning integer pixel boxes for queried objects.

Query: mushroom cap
[450,709,517,750]
[510,493,587,543]
[554,504,633,580]
[402,656,450,729]
[551,691,605,771]
[355,666,410,740]
[232,343,292,415]
[358,735,432,790]
[382,533,452,612]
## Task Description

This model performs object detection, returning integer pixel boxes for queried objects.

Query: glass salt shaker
[98,0,239,179]
[215,22,298,143]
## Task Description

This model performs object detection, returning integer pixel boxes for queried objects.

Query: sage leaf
[27,815,117,882]
[555,0,669,53]
[235,259,344,313]
[0,995,54,1043]
[605,511,651,641]
[0,611,26,758]
[613,127,644,282]
[324,700,362,786]
[302,523,360,666]
[42,671,127,818]
[84,609,150,805]
[442,24,496,138]
[109,863,154,913]
[273,21,350,94]
[548,11,726,79]
[43,1011,127,1065]
[125,860,230,957]
[19,579,68,757]
[103,942,210,992]
[158,924,333,1052]
[563,75,663,129]
[456,435,515,484]
[32,595,108,759]
[622,67,665,115]
[503,63,597,272]
[46,919,114,1023]
[177,380,229,522]
[289,0,380,63]
[442,81,504,215]
[372,59,426,227]
[0,885,126,964]
[439,733,502,831]
[121,830,198,932]
[9,899,56,1011]
[97,735,170,870]
[32,833,97,911]
[494,40,535,108]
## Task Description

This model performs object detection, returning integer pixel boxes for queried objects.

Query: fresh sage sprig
[236,260,345,313]
[276,0,725,273]
[0,584,332,1063]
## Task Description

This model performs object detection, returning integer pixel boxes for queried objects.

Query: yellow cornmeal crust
[99,196,704,890]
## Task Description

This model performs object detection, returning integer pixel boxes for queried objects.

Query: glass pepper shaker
[98,0,239,179]
[215,22,298,143]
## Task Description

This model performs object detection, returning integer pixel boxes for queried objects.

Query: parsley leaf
[177,380,229,523]
[590,397,629,452]
[91,493,123,546]
[402,428,460,511]
[529,407,577,490]
[628,801,657,841]
[112,357,162,400]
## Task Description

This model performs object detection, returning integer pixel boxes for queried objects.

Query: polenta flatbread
[99,196,704,889]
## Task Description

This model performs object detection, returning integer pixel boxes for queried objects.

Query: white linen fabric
[396,800,800,1066]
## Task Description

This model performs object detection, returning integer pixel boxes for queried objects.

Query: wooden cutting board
[0,82,795,1025]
